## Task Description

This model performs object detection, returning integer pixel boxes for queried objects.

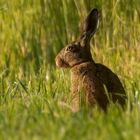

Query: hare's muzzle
[55,55,62,67]
[55,55,69,68]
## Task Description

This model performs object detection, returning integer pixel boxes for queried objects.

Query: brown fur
[55,8,127,112]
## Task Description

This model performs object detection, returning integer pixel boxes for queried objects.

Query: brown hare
[55,8,127,112]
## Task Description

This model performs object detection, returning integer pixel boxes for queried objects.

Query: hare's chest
[71,72,81,94]
[70,64,93,93]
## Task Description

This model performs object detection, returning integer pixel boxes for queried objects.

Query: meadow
[0,0,140,140]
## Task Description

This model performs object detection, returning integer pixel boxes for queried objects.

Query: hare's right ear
[79,8,99,47]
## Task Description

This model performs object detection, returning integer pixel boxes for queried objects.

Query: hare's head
[55,8,99,68]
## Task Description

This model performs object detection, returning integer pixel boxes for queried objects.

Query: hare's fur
[55,8,127,112]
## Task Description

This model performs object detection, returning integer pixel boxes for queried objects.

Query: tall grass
[0,0,140,140]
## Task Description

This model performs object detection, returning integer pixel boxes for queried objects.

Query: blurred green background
[0,0,140,140]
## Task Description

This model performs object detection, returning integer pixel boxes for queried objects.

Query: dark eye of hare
[66,44,79,52]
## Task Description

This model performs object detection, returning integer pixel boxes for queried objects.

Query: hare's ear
[79,8,99,47]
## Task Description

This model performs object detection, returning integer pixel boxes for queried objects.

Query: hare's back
[95,63,126,108]
[95,63,125,94]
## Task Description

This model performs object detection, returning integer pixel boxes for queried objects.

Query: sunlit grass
[0,0,140,140]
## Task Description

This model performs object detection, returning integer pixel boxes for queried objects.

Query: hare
[55,8,127,112]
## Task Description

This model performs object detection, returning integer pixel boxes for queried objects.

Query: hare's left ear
[79,8,99,47]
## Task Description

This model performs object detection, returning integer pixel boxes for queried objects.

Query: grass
[0,0,140,140]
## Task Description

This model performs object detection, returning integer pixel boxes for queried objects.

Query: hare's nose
[55,56,70,68]
[55,56,62,67]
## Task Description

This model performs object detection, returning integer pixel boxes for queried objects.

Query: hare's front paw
[70,96,80,112]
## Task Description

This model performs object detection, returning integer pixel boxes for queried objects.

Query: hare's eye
[66,45,79,52]
[67,46,74,51]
